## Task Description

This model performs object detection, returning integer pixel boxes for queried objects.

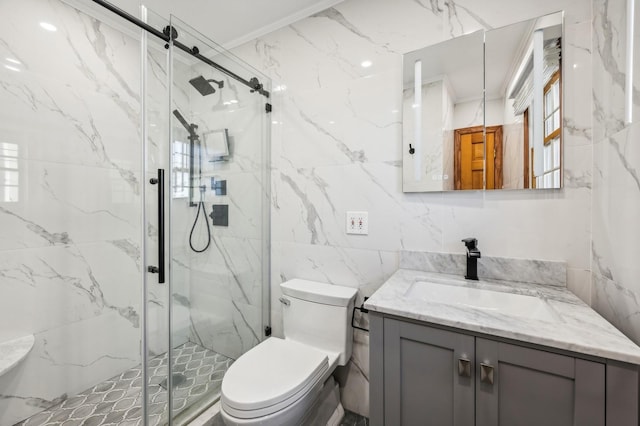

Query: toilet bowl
[220,279,357,426]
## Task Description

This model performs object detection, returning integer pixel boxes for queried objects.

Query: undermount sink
[404,279,558,322]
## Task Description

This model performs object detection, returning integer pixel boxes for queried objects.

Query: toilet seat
[221,338,329,419]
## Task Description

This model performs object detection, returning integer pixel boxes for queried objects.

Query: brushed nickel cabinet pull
[458,358,471,377]
[480,362,494,385]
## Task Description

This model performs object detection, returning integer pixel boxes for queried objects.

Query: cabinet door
[475,338,605,426]
[383,319,475,426]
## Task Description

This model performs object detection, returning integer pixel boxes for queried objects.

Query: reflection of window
[537,71,561,188]
[0,143,19,202]
[172,140,189,198]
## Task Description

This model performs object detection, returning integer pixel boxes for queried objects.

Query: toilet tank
[280,279,357,366]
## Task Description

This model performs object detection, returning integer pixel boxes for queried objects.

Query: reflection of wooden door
[485,126,503,190]
[458,126,484,189]
[454,126,503,190]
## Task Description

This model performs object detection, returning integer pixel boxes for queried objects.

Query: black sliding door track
[91,0,270,98]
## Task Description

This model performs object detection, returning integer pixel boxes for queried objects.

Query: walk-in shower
[0,0,271,424]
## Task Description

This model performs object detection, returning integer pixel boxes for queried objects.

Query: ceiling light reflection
[39,22,57,32]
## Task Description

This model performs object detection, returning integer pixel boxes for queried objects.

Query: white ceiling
[403,31,485,103]
[485,19,535,100]
[403,14,562,103]
[108,0,343,48]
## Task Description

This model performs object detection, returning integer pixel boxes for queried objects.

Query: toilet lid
[221,338,329,413]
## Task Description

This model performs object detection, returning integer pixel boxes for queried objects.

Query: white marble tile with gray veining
[274,163,443,252]
[365,268,640,364]
[189,298,261,360]
[0,1,146,423]
[0,161,141,252]
[0,312,141,425]
[591,118,640,346]
[400,251,567,286]
[0,0,142,176]
[592,0,629,142]
[563,21,592,148]
[591,272,640,344]
[173,236,264,308]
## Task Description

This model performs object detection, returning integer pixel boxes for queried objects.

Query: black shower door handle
[148,169,165,283]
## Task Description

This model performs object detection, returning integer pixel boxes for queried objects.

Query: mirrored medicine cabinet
[402,12,563,192]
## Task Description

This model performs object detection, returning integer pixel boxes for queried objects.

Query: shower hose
[189,186,211,253]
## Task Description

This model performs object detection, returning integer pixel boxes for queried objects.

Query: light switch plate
[346,211,368,235]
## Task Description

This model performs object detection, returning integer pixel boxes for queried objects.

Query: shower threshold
[17,342,234,426]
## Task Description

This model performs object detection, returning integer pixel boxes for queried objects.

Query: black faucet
[462,238,481,280]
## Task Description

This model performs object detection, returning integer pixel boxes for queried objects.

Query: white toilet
[220,278,358,426]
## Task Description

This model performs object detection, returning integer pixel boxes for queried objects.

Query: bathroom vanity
[366,253,640,426]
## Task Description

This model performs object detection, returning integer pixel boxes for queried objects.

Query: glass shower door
[165,16,271,423]
[141,6,172,425]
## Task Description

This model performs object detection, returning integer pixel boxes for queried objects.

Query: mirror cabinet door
[402,31,484,192]
[485,12,563,190]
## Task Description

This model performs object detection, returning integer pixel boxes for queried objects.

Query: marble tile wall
[591,0,640,346]
[0,0,148,423]
[400,251,567,287]
[231,0,593,417]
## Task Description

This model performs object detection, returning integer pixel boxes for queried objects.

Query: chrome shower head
[189,75,224,96]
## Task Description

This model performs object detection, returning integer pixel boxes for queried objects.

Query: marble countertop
[0,335,35,378]
[365,269,640,364]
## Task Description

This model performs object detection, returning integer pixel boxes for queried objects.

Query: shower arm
[172,109,199,142]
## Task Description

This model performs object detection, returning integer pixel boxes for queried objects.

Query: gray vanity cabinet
[370,314,636,426]
[382,318,475,426]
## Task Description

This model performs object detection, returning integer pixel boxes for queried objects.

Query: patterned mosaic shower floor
[17,342,234,426]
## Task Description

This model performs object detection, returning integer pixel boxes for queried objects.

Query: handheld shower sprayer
[189,186,211,253]
[173,108,211,253]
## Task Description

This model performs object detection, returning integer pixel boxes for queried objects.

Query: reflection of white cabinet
[370,314,640,426]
